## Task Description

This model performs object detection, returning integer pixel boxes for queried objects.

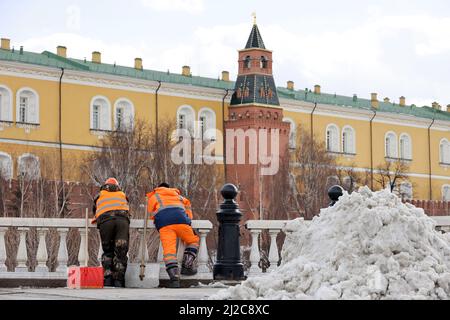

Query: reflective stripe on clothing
[146,188,190,218]
[95,190,129,219]
[159,224,199,266]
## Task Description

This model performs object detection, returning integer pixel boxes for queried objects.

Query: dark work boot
[104,274,114,287]
[181,250,198,276]
[166,265,180,288]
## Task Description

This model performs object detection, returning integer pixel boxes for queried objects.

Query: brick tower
[225,21,290,221]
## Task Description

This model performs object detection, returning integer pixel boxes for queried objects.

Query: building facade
[0,24,449,204]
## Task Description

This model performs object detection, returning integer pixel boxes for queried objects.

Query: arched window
[443,185,450,201]
[198,108,216,141]
[244,56,251,69]
[114,98,134,131]
[283,118,296,149]
[177,105,195,136]
[326,124,340,152]
[16,88,39,124]
[0,85,13,122]
[440,139,450,164]
[342,126,356,154]
[0,152,12,180]
[18,153,40,180]
[385,132,398,158]
[90,96,111,131]
[260,56,268,69]
[399,133,412,160]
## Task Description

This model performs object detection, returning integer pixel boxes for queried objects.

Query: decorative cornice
[0,60,231,102]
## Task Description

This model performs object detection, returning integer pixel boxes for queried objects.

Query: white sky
[1,0,450,107]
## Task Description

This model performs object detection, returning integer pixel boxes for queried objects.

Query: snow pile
[211,187,450,300]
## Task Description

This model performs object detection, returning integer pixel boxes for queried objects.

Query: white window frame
[90,96,111,131]
[442,185,450,201]
[0,85,13,122]
[342,125,356,155]
[16,87,39,124]
[326,124,340,153]
[17,153,40,180]
[177,105,195,136]
[114,98,135,131]
[399,133,412,160]
[198,107,216,141]
[385,131,398,159]
[283,117,296,149]
[440,139,450,165]
[0,152,13,180]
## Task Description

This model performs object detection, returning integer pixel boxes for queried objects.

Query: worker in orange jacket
[146,183,199,288]
[93,178,131,288]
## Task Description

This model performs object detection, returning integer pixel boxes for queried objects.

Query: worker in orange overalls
[146,183,199,288]
[92,178,131,288]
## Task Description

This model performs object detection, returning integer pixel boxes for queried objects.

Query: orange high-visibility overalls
[146,187,199,268]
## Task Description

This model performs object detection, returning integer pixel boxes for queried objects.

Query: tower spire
[252,12,257,25]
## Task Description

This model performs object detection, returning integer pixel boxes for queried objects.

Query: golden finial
[252,12,257,25]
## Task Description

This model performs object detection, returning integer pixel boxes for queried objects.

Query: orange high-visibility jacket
[93,190,130,223]
[146,187,193,220]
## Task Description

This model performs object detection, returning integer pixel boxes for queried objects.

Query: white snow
[211,187,450,300]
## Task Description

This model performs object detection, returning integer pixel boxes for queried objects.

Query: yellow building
[0,24,449,201]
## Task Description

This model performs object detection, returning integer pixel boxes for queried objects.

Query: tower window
[244,56,251,69]
[260,56,268,69]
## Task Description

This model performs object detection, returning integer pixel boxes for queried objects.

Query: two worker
[92,178,198,288]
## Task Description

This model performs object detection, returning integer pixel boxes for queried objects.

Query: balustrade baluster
[0,227,7,272]
[15,228,28,272]
[248,229,262,275]
[78,228,87,267]
[35,228,48,272]
[56,228,68,273]
[267,230,280,272]
[197,229,210,274]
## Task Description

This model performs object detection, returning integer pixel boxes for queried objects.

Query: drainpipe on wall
[155,81,162,143]
[310,102,318,138]
[222,89,229,181]
[369,109,377,191]
[58,67,65,208]
[428,115,436,200]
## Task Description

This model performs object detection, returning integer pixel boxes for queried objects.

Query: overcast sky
[1,0,450,107]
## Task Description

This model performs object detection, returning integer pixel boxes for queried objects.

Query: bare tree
[282,127,338,220]
[374,159,410,193]
[80,119,223,263]
[335,163,372,194]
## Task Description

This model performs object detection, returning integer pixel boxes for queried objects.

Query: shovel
[139,197,149,281]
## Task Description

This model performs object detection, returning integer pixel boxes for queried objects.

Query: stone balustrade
[0,218,213,283]
[245,216,450,276]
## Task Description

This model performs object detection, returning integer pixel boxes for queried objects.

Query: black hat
[158,182,170,188]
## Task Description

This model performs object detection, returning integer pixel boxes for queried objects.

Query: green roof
[278,87,450,122]
[0,48,449,122]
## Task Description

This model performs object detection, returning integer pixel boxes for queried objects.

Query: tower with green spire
[225,20,290,221]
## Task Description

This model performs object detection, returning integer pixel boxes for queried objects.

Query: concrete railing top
[245,216,450,230]
[245,219,308,230]
[0,218,213,230]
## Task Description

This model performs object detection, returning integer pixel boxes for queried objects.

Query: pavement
[0,287,223,300]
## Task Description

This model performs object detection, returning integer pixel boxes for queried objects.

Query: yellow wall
[0,72,449,200]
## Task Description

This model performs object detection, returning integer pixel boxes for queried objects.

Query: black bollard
[213,184,245,281]
[328,185,344,207]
